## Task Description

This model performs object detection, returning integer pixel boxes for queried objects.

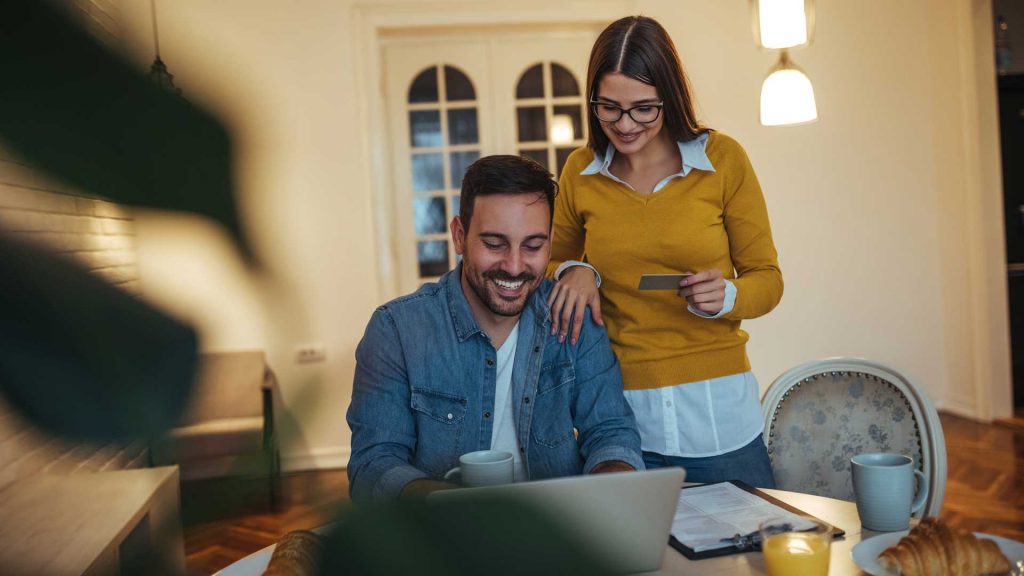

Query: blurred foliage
[320,497,614,576]
[0,233,196,440]
[0,0,250,260]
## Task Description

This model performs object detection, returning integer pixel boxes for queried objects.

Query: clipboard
[668,480,846,560]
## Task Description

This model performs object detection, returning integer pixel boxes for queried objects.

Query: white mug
[444,450,514,487]
[851,452,928,531]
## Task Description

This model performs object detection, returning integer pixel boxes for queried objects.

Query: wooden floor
[183,411,1024,575]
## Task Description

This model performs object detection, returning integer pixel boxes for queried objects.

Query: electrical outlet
[295,343,326,364]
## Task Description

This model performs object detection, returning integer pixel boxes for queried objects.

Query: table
[0,466,185,576]
[217,488,872,575]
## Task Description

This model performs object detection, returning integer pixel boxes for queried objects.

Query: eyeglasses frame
[589,100,665,124]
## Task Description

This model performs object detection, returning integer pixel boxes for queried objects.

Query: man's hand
[590,460,636,474]
[548,266,603,345]
[400,479,460,499]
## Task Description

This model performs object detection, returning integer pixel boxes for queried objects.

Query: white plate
[851,531,1024,576]
[212,548,272,576]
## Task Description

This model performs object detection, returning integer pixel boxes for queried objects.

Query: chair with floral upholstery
[761,357,946,517]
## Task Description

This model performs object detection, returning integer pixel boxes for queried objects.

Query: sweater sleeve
[718,136,784,320]
[546,148,589,278]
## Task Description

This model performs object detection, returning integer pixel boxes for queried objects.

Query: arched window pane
[516,64,544,99]
[517,106,547,142]
[552,104,583,140]
[411,153,444,192]
[519,149,549,171]
[418,240,449,277]
[447,108,479,145]
[445,65,476,101]
[450,151,480,190]
[409,67,439,103]
[414,197,447,235]
[409,111,442,147]
[450,196,461,221]
[551,63,580,97]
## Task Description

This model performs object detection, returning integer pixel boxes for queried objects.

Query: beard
[465,268,538,318]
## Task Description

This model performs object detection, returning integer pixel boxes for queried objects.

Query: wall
[112,0,1009,471]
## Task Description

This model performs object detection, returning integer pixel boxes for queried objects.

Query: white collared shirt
[556,134,764,457]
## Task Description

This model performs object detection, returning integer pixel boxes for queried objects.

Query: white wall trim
[352,0,635,304]
[282,446,350,473]
[941,399,983,421]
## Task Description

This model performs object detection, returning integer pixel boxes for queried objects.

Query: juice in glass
[760,517,831,576]
[762,531,830,576]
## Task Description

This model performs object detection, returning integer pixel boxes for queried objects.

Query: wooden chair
[150,350,281,508]
[761,357,946,517]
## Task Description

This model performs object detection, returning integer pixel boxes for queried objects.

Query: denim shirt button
[447,413,453,420]
[524,397,530,404]
[486,358,494,366]
[533,346,540,353]
[484,411,491,418]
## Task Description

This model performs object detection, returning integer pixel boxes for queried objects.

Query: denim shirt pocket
[410,388,467,475]
[531,360,575,448]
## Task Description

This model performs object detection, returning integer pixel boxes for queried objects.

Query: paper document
[672,483,816,553]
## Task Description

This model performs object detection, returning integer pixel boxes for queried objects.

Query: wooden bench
[0,466,184,575]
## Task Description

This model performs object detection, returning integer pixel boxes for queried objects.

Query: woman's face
[593,72,666,156]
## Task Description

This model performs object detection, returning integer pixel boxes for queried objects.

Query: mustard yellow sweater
[548,132,783,390]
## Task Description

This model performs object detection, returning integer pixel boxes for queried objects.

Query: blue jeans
[642,434,777,488]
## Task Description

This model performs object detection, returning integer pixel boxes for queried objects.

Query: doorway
[994,0,1024,412]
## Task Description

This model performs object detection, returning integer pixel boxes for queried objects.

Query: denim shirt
[347,263,643,502]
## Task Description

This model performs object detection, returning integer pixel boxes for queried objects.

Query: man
[347,155,642,502]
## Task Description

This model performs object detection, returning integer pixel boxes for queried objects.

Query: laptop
[430,467,685,575]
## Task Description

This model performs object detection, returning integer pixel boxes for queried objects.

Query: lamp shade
[760,51,817,126]
[550,114,574,145]
[753,0,813,50]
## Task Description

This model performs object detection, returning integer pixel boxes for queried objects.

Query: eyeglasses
[590,100,664,124]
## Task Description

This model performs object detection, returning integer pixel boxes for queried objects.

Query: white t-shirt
[489,322,528,482]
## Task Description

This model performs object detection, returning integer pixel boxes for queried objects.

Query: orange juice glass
[760,517,831,576]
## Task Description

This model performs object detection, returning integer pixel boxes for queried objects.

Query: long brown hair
[586,16,705,153]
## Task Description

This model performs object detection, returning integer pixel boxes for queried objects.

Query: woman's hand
[547,266,603,345]
[678,269,726,315]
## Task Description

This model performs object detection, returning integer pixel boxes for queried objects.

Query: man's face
[451,193,551,323]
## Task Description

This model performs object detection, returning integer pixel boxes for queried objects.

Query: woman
[547,15,783,487]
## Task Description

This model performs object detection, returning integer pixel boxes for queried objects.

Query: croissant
[263,530,324,576]
[878,518,1011,576]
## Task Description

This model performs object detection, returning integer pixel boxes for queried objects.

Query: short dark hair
[586,15,706,153]
[459,155,558,232]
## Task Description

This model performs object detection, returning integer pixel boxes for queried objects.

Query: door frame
[352,0,634,303]
[936,0,1012,421]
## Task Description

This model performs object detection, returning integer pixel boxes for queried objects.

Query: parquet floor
[182,472,350,575]
[183,411,1024,575]
[938,411,1024,540]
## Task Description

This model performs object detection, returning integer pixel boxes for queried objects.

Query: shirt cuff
[554,261,602,288]
[374,464,430,500]
[687,279,736,319]
[583,446,645,474]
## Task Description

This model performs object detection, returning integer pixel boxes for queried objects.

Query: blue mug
[851,452,928,532]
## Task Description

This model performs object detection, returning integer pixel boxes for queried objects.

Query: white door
[383,27,598,293]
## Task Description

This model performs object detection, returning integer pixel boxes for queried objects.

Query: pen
[721,522,793,551]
